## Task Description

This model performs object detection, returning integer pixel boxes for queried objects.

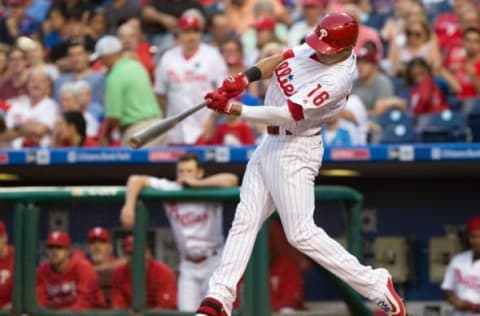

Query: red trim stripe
[282,48,294,59]
[287,100,304,121]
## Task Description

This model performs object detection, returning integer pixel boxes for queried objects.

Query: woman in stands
[388,15,442,77]
[405,57,450,115]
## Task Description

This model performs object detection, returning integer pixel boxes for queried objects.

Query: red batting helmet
[305,12,358,55]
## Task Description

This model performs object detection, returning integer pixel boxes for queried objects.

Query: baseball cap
[357,47,377,64]
[47,231,71,248]
[87,227,111,242]
[254,16,276,31]
[123,235,134,253]
[0,221,5,237]
[89,35,123,62]
[179,11,203,31]
[467,216,480,233]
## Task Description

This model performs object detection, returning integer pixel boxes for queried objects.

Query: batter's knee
[284,222,325,250]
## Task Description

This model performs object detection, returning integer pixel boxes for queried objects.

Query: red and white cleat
[196,297,228,316]
[374,278,407,316]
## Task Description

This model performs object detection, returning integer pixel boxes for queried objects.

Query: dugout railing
[0,186,371,316]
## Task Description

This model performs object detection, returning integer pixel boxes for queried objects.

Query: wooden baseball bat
[129,101,209,149]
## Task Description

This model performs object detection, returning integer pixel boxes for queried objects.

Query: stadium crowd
[0,0,477,148]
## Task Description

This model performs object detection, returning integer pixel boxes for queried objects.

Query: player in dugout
[0,221,14,310]
[442,216,480,315]
[111,235,177,310]
[87,226,125,307]
[36,231,106,310]
[120,153,238,311]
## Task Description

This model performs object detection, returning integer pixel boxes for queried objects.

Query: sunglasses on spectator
[406,30,423,38]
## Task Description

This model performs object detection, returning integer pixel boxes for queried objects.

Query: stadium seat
[371,108,416,144]
[462,98,480,142]
[376,121,416,144]
[417,110,470,143]
[374,107,413,126]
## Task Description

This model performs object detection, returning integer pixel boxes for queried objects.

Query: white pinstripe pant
[206,135,390,314]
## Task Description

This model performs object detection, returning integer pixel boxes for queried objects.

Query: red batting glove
[204,90,232,114]
[220,73,249,99]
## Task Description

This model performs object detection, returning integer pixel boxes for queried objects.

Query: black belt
[266,125,320,136]
[185,250,218,264]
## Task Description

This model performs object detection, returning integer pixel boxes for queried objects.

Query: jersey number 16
[307,84,330,106]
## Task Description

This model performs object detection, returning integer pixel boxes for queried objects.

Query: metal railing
[0,185,369,316]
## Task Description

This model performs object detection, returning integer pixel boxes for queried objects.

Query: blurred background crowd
[0,0,479,148]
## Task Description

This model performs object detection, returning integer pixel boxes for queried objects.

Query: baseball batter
[154,9,228,145]
[196,13,406,316]
[120,153,238,311]
[442,216,480,316]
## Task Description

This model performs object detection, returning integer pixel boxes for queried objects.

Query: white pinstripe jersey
[148,177,224,258]
[264,48,357,136]
[154,43,228,144]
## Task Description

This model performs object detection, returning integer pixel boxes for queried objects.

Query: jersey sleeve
[148,177,181,191]
[153,55,169,95]
[35,265,48,307]
[440,258,457,291]
[111,266,129,309]
[150,263,177,309]
[288,76,349,122]
[70,260,101,310]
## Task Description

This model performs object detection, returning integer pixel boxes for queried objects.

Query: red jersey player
[111,235,177,310]
[0,221,13,310]
[87,227,125,307]
[36,231,106,310]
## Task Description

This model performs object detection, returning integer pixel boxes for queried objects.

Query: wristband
[244,66,261,83]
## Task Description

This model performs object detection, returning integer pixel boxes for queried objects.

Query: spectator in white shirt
[288,0,327,47]
[1,69,59,148]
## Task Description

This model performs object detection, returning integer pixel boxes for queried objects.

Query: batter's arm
[120,175,150,229]
[254,54,285,80]
[181,173,239,188]
[229,103,295,125]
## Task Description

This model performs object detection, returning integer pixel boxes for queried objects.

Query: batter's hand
[205,90,232,114]
[120,204,135,229]
[220,73,248,99]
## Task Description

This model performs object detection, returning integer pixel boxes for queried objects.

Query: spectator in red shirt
[206,114,255,146]
[434,0,477,53]
[0,221,14,310]
[111,235,177,310]
[405,57,450,115]
[87,227,125,307]
[36,231,106,310]
[447,27,480,100]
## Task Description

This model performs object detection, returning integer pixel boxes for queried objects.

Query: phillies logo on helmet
[318,29,328,40]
